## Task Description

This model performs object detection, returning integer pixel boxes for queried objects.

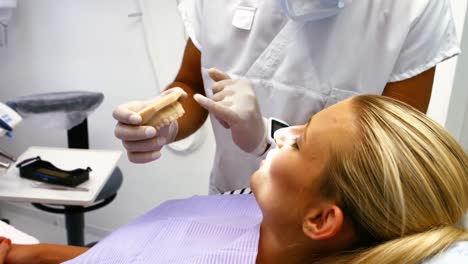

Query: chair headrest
[6,91,104,115]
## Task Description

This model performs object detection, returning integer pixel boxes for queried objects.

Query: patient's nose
[273,129,286,148]
[274,126,301,148]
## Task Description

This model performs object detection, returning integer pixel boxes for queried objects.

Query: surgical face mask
[277,0,352,22]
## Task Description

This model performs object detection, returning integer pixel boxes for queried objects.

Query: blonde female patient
[4,95,468,264]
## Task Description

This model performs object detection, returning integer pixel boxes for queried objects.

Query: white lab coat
[178,0,460,194]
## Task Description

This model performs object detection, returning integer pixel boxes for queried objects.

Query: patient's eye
[290,137,300,150]
[292,142,299,149]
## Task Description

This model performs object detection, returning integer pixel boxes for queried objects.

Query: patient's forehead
[307,99,357,142]
[298,99,357,177]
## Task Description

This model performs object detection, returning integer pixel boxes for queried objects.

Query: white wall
[445,1,468,150]
[427,0,468,126]
[0,0,213,244]
[462,112,468,150]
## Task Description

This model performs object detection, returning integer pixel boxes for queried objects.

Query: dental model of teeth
[138,90,185,130]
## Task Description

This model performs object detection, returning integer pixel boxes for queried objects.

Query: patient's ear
[302,204,344,241]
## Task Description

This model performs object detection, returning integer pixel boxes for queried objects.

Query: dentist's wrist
[250,117,290,157]
[249,118,271,157]
[167,121,179,144]
[157,121,179,146]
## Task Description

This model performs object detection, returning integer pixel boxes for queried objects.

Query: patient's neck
[256,223,319,264]
[256,221,356,264]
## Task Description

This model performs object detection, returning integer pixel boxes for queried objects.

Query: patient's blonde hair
[321,95,468,264]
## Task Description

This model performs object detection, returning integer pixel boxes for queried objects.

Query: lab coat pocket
[232,6,257,31]
[324,88,361,109]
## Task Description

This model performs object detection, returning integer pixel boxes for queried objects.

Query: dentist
[113,0,460,194]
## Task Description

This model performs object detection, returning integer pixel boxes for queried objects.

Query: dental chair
[4,91,123,246]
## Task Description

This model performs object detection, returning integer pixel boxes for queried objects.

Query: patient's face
[251,99,356,231]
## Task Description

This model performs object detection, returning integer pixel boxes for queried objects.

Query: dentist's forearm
[167,81,208,140]
[165,38,207,141]
[383,67,435,113]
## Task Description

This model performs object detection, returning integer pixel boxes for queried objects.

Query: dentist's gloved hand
[113,88,187,163]
[194,68,268,155]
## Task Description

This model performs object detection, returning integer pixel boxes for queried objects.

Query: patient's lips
[259,148,276,169]
[138,90,185,130]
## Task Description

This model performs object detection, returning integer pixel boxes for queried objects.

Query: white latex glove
[113,88,187,163]
[193,68,267,155]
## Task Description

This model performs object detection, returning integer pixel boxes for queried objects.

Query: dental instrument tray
[16,156,91,187]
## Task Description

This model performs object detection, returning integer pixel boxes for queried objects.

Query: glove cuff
[167,120,179,144]
[249,118,270,157]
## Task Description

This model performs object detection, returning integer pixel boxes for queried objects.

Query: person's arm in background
[165,38,207,140]
[383,67,435,113]
[5,244,87,264]
[0,237,10,264]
